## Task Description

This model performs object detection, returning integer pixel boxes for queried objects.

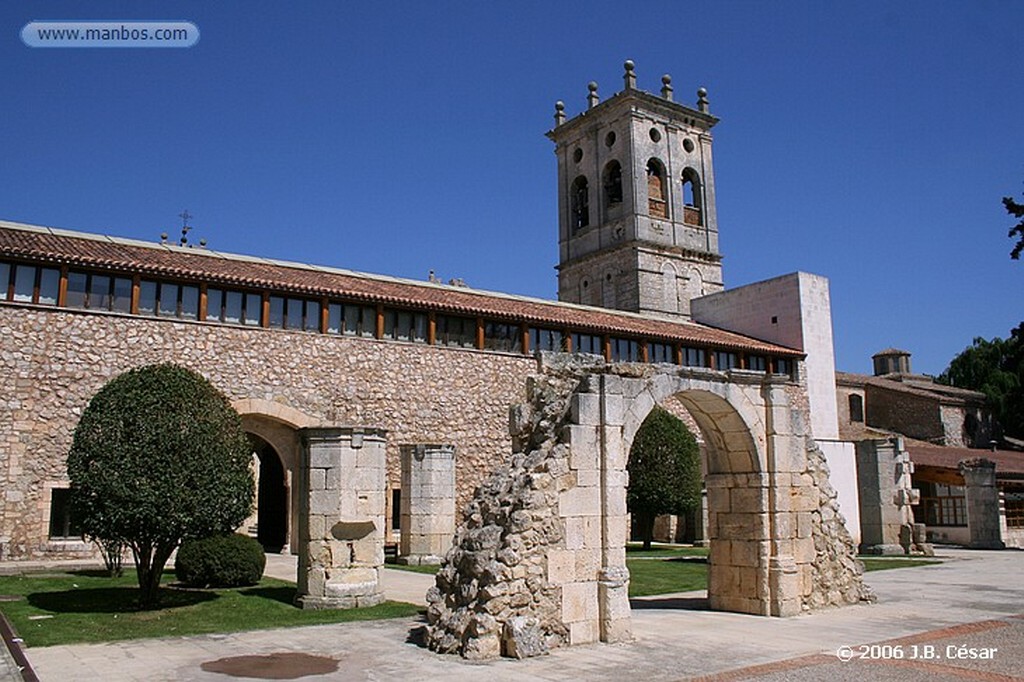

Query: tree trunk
[641,511,655,550]
[131,540,176,609]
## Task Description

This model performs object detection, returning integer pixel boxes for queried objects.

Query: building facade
[2,63,859,573]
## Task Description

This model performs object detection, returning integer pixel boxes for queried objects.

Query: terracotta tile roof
[908,445,1024,476]
[0,220,801,356]
[836,371,986,405]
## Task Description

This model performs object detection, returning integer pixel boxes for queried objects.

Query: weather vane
[179,209,193,246]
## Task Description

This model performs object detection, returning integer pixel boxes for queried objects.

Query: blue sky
[2,1,1021,375]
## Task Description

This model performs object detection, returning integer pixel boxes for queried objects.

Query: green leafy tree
[627,406,701,549]
[68,363,254,608]
[1004,190,1024,260]
[938,324,1024,439]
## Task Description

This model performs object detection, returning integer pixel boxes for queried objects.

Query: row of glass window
[1,261,793,374]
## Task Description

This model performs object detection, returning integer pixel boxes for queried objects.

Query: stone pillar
[398,444,456,565]
[855,438,916,555]
[960,458,1004,549]
[296,427,386,609]
[597,374,631,644]
[761,382,803,618]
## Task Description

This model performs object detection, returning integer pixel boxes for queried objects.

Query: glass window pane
[38,268,59,305]
[205,288,223,321]
[343,304,359,335]
[244,293,262,326]
[13,265,35,302]
[304,300,320,332]
[383,310,397,339]
[66,271,88,308]
[268,296,284,328]
[285,298,302,330]
[112,278,132,313]
[181,286,199,319]
[224,291,243,324]
[412,313,427,343]
[397,311,412,341]
[0,262,9,300]
[327,303,342,334]
[48,488,81,539]
[158,282,179,317]
[139,281,157,315]
[362,306,377,337]
[91,275,111,310]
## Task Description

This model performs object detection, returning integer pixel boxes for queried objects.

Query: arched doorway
[249,434,288,553]
[623,384,770,615]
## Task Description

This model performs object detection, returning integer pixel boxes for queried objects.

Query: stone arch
[620,375,773,616]
[233,399,317,555]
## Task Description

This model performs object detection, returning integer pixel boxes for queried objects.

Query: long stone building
[1,63,859,601]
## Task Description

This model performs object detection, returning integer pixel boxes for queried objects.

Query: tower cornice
[547,88,718,144]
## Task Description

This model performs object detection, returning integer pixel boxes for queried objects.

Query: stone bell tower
[548,60,723,319]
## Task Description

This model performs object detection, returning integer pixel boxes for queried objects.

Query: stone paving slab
[22,549,1024,681]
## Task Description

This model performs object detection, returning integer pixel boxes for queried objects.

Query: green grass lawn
[626,543,709,559]
[0,570,421,648]
[624,551,941,598]
[859,557,942,572]
[627,557,707,597]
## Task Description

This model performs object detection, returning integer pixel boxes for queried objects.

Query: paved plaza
[8,549,1024,681]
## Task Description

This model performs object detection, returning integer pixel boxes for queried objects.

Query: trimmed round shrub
[175,533,266,588]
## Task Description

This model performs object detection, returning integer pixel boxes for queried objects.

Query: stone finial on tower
[587,82,599,109]
[623,60,636,90]
[661,74,673,101]
[697,87,709,113]
[554,100,566,126]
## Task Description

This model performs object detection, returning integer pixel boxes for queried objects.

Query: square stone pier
[398,444,456,565]
[296,426,387,609]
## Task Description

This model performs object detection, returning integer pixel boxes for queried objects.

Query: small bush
[175,534,266,588]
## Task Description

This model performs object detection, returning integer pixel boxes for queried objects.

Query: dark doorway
[249,434,288,553]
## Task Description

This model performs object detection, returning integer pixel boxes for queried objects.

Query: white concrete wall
[818,439,860,545]
[691,271,840,440]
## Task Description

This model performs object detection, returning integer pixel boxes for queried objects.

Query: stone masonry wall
[0,306,533,561]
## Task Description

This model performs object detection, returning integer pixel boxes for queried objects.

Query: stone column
[296,427,386,609]
[761,382,802,618]
[596,374,632,644]
[960,458,1004,549]
[398,444,456,565]
[855,438,915,555]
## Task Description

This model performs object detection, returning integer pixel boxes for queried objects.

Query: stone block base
[297,591,385,610]
[861,543,906,556]
[396,554,444,566]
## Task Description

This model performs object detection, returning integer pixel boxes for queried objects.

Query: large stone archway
[233,399,317,556]
[426,355,871,659]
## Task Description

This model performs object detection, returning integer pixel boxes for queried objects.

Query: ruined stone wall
[426,363,586,659]
[0,305,533,561]
[803,439,874,609]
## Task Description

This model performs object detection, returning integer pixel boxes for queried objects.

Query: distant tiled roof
[908,445,1024,476]
[835,371,868,387]
[0,220,801,356]
[836,370,986,405]
[872,348,910,357]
